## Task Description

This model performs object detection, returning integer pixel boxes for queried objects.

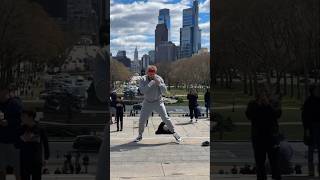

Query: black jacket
[17,123,50,163]
[246,100,281,145]
[204,92,210,107]
[187,94,198,107]
[0,97,23,144]
[302,95,320,129]
[115,100,125,114]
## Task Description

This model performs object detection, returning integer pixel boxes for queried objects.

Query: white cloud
[111,0,210,60]
[199,0,210,13]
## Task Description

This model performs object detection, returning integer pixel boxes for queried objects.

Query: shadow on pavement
[110,141,175,152]
[175,122,193,126]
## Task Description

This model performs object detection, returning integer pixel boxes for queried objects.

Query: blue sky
[110,0,210,60]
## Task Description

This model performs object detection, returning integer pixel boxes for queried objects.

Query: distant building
[141,54,150,70]
[131,47,140,73]
[176,45,181,60]
[114,50,131,68]
[68,0,98,33]
[180,0,201,58]
[134,46,139,61]
[37,0,99,44]
[158,9,171,40]
[131,60,140,74]
[117,50,126,57]
[148,50,155,65]
[156,41,177,63]
[155,24,168,51]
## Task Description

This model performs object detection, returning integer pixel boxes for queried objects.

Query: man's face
[147,69,156,79]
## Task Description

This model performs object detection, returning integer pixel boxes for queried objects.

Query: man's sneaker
[195,119,198,122]
[173,133,182,144]
[134,135,142,142]
[189,119,193,123]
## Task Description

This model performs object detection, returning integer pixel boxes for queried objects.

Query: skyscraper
[67,0,98,38]
[155,24,168,50]
[156,41,177,63]
[180,0,201,59]
[158,9,171,41]
[148,50,155,65]
[134,46,139,61]
[114,50,131,68]
[131,46,140,73]
[155,23,168,63]
[141,54,151,70]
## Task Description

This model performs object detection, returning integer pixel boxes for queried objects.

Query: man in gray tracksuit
[134,65,182,143]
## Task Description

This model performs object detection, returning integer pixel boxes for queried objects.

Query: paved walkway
[110,116,210,180]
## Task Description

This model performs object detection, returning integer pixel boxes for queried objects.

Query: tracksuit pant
[252,138,281,180]
[116,112,123,130]
[139,100,174,136]
[189,105,199,119]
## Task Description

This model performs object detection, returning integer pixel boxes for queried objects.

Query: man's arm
[139,78,155,94]
[156,76,167,94]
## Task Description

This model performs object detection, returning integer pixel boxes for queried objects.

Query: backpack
[155,122,173,134]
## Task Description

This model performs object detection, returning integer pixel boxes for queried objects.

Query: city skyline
[111,0,210,61]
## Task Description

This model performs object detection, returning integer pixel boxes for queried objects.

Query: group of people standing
[246,83,320,180]
[187,88,210,123]
[0,87,49,180]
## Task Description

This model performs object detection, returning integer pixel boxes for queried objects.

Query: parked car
[72,135,102,152]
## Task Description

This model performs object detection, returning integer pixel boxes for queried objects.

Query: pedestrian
[17,109,49,180]
[115,96,125,131]
[187,89,199,123]
[0,86,23,180]
[204,88,210,118]
[82,154,89,174]
[245,84,282,180]
[302,84,320,177]
[110,91,117,124]
[134,65,182,143]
